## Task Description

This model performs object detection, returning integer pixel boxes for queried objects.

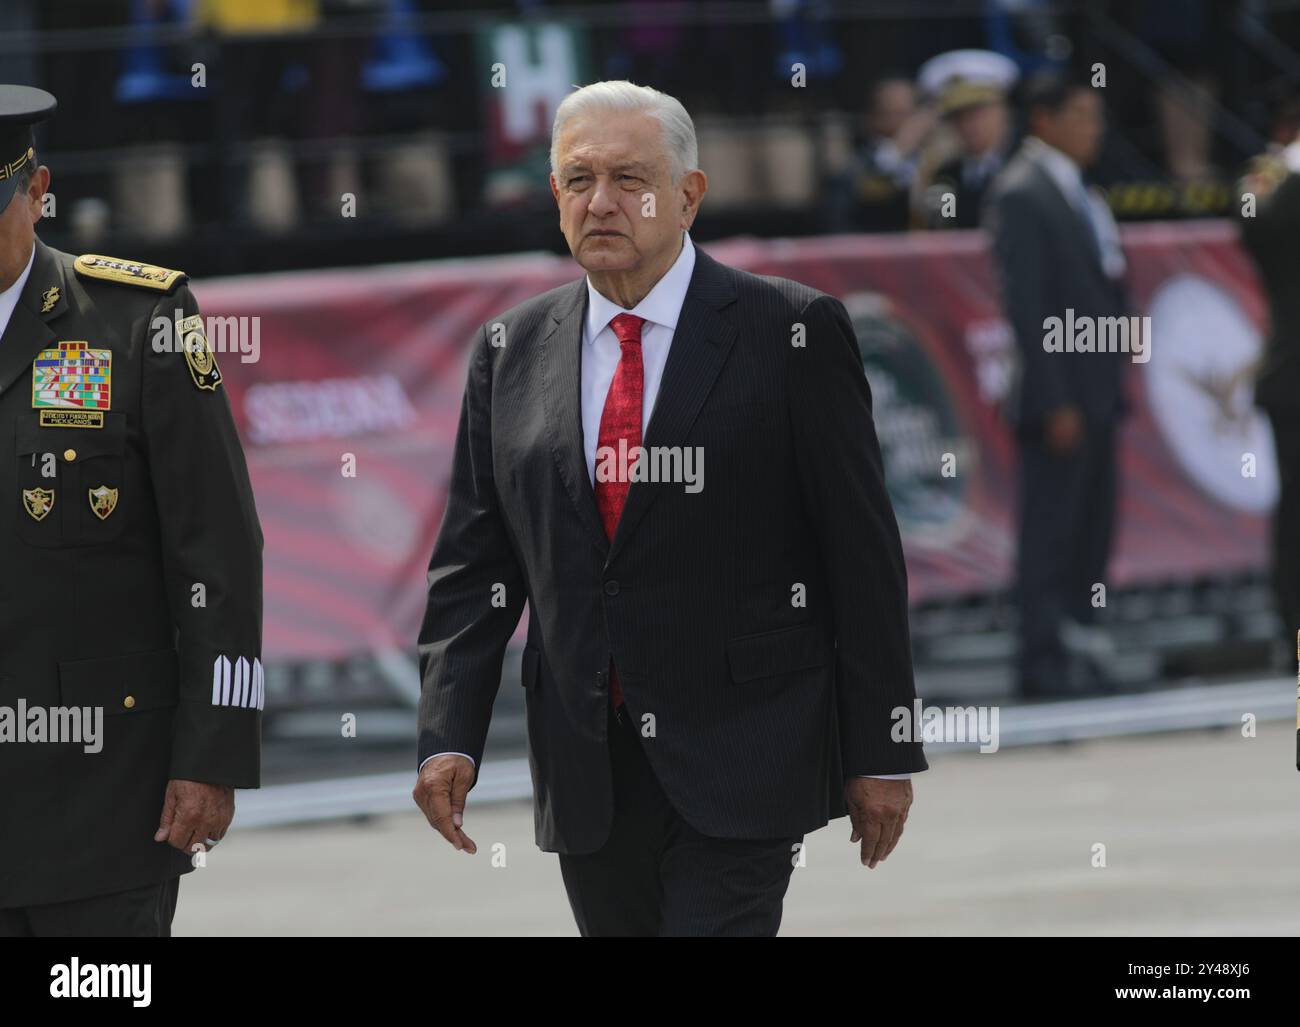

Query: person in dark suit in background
[1238,129,1300,652]
[985,74,1129,699]
[413,80,926,937]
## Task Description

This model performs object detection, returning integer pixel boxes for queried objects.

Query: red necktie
[595,313,646,710]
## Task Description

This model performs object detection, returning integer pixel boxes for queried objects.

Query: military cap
[918,50,1018,116]
[0,85,56,212]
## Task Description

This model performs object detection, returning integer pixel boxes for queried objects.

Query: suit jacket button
[604,580,619,596]
[123,695,136,710]
[63,448,76,462]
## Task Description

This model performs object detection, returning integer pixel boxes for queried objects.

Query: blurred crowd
[0,1,1293,272]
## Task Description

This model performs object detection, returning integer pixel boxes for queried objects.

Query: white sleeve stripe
[210,654,264,709]
[236,656,249,708]
[253,658,265,711]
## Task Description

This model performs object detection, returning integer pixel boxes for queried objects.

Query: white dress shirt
[1022,136,1126,279]
[580,230,694,482]
[0,242,36,341]
[424,232,909,781]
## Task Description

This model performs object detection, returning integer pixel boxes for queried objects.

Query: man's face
[869,80,915,140]
[1038,89,1105,167]
[550,111,698,276]
[953,100,1008,157]
[0,164,46,291]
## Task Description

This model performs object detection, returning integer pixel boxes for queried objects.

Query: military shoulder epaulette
[73,254,188,292]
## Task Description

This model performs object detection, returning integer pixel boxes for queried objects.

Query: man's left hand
[154,780,235,854]
[844,777,912,868]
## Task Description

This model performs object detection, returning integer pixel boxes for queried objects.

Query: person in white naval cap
[917,49,1019,229]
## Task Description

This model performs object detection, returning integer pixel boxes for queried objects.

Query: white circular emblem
[1144,273,1277,512]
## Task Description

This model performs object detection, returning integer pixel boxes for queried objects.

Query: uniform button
[604,580,620,596]
[123,695,136,710]
[596,671,607,687]
[63,448,76,462]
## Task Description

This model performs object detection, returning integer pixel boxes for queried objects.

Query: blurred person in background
[1238,108,1300,653]
[198,0,374,228]
[605,0,687,97]
[986,73,1128,699]
[1133,0,1225,187]
[197,0,318,34]
[825,76,934,232]
[197,0,322,230]
[413,79,926,936]
[0,1,37,84]
[917,49,1018,230]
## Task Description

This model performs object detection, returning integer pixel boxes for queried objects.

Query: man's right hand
[413,755,478,853]
[1043,404,1084,454]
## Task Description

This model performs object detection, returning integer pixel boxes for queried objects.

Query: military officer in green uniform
[0,86,263,936]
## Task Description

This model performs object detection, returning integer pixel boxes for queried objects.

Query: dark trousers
[558,704,802,937]
[1015,423,1118,694]
[0,877,180,937]
[1267,411,1300,644]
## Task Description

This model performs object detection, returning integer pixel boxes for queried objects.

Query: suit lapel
[607,248,737,563]
[0,238,70,399]
[542,248,740,563]
[541,277,610,554]
[1028,158,1109,284]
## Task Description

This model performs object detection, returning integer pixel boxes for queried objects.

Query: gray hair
[550,80,698,182]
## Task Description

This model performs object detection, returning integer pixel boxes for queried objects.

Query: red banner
[194,222,1272,660]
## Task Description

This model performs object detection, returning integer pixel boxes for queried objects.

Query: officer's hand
[1044,405,1084,454]
[412,755,477,853]
[154,779,235,854]
[844,777,912,869]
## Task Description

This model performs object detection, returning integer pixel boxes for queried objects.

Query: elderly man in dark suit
[412,80,926,936]
[986,74,1129,699]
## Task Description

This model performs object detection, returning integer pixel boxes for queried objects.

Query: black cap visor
[0,145,31,214]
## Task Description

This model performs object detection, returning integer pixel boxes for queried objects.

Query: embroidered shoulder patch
[178,313,222,391]
[74,254,187,292]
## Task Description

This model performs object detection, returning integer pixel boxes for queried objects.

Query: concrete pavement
[174,720,1300,935]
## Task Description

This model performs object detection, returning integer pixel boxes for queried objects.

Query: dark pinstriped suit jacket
[417,246,926,852]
